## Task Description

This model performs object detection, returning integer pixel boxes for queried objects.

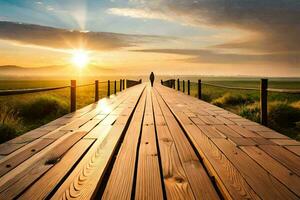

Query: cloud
[132,48,300,65]
[107,8,171,21]
[110,0,300,53]
[0,21,171,51]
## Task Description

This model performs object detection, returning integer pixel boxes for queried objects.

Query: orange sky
[0,0,299,77]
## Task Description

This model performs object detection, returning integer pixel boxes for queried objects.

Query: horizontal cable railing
[161,78,300,125]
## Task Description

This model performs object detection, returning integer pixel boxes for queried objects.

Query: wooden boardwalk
[0,83,299,199]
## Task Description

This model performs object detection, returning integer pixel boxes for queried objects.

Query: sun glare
[71,50,89,69]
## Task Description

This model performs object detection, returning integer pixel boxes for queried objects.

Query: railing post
[120,79,122,91]
[107,80,110,97]
[123,79,125,90]
[161,80,163,85]
[198,79,202,99]
[177,79,180,91]
[70,80,76,112]
[114,80,117,94]
[260,78,268,126]
[95,80,99,102]
[125,79,127,89]
[183,80,185,93]
[188,80,190,95]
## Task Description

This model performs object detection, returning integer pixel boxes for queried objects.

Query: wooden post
[177,79,180,91]
[260,78,268,126]
[120,79,122,91]
[198,79,202,99]
[161,80,163,85]
[107,80,110,97]
[70,80,76,112]
[114,80,117,94]
[188,80,190,95]
[95,80,99,102]
[123,79,125,90]
[183,80,185,93]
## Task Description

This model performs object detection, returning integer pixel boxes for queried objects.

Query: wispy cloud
[107,8,171,21]
[0,21,173,51]
[132,48,300,65]
[109,0,300,53]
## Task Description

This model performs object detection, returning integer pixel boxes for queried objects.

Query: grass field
[0,77,300,143]
[0,79,121,143]
[183,79,300,140]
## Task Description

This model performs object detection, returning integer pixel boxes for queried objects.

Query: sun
[71,50,89,69]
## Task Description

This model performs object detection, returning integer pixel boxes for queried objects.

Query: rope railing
[0,86,70,96]
[201,82,259,91]
[161,78,300,126]
[0,79,133,112]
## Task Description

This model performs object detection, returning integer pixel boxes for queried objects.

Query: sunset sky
[0,0,299,76]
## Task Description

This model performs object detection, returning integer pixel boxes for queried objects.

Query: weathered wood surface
[0,83,299,200]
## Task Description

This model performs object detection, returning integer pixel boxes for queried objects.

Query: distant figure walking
[150,72,155,87]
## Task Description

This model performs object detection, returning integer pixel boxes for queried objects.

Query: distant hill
[0,65,115,78]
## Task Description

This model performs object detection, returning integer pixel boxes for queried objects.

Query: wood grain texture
[212,138,298,199]
[19,139,95,200]
[260,145,300,176]
[155,89,219,200]
[135,88,163,200]
[51,85,145,200]
[285,145,300,156]
[241,146,300,197]
[152,92,195,200]
[155,85,261,199]
[0,131,88,199]
[102,90,146,200]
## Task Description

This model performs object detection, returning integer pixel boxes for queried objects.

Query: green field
[1,77,300,143]
[0,79,121,143]
[180,79,300,140]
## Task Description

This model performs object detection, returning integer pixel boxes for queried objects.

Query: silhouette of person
[150,72,155,87]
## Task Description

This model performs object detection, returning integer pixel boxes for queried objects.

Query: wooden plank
[244,126,288,139]
[152,91,194,200]
[52,85,145,199]
[154,86,265,199]
[0,131,88,199]
[260,145,300,176]
[212,138,298,199]
[0,138,54,177]
[0,129,51,155]
[228,137,256,146]
[285,146,300,156]
[270,139,300,146]
[250,137,275,145]
[177,124,259,199]
[198,116,223,125]
[135,88,163,199]
[190,117,205,125]
[241,146,300,197]
[215,116,235,125]
[19,139,95,200]
[197,125,226,138]
[214,125,242,138]
[102,91,146,200]
[155,89,219,199]
[227,124,261,138]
